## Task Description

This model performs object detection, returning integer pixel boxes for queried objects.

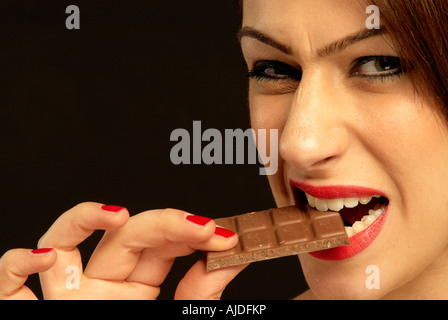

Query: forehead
[242,0,369,54]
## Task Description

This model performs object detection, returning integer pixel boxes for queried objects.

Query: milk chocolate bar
[206,206,350,271]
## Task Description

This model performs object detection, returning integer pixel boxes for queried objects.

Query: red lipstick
[291,181,385,199]
[309,207,388,260]
[290,180,389,260]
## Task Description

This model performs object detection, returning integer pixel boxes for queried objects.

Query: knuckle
[72,201,102,213]
[0,249,15,264]
[137,208,188,222]
[159,207,186,219]
[0,250,22,277]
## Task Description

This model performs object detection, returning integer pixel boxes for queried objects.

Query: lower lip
[308,205,389,261]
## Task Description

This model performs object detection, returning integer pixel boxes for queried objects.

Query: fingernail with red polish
[186,215,213,227]
[101,205,126,213]
[31,248,53,254]
[214,227,236,238]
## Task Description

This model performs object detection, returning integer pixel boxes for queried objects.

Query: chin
[299,253,390,300]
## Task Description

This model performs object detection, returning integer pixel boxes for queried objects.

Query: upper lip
[290,180,386,200]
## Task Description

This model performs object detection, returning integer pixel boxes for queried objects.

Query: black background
[0,0,307,299]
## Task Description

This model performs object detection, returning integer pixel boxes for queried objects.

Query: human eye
[247,60,301,82]
[350,56,406,83]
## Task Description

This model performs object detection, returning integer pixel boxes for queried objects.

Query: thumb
[0,248,56,300]
[174,258,248,300]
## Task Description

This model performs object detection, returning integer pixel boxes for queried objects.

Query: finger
[38,202,129,251]
[125,226,238,287]
[84,209,238,287]
[0,248,56,300]
[37,202,129,296]
[174,258,248,300]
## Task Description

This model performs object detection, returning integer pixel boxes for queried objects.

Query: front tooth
[327,198,344,211]
[343,198,359,208]
[315,198,328,211]
[306,193,316,207]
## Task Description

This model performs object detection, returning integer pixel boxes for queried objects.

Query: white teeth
[346,205,386,237]
[359,196,373,204]
[352,221,366,234]
[345,226,354,238]
[304,192,387,237]
[327,198,344,211]
[305,193,379,212]
[369,208,383,218]
[343,198,359,208]
[361,214,376,227]
[305,193,315,207]
[315,198,328,211]
[345,205,386,237]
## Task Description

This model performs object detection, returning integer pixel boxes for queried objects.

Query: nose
[279,76,350,175]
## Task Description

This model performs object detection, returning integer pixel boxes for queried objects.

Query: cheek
[390,103,448,230]
[359,95,448,283]
[355,91,448,249]
[249,91,293,206]
[249,90,291,129]
[362,94,448,200]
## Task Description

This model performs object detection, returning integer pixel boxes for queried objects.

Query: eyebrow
[238,26,387,57]
[237,27,292,54]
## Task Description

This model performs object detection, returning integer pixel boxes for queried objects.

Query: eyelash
[247,60,301,83]
[247,56,406,84]
[350,56,406,83]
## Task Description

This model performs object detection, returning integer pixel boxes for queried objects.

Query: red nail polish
[31,248,53,254]
[214,227,235,238]
[186,215,213,226]
[101,205,126,213]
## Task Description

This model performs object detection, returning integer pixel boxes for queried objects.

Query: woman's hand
[0,248,56,299]
[0,202,246,299]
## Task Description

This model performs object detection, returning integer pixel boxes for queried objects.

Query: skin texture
[241,0,448,299]
[0,203,246,300]
[2,0,448,300]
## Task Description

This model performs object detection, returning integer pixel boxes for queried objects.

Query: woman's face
[241,0,448,299]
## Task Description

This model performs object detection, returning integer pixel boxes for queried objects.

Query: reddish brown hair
[369,0,448,118]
